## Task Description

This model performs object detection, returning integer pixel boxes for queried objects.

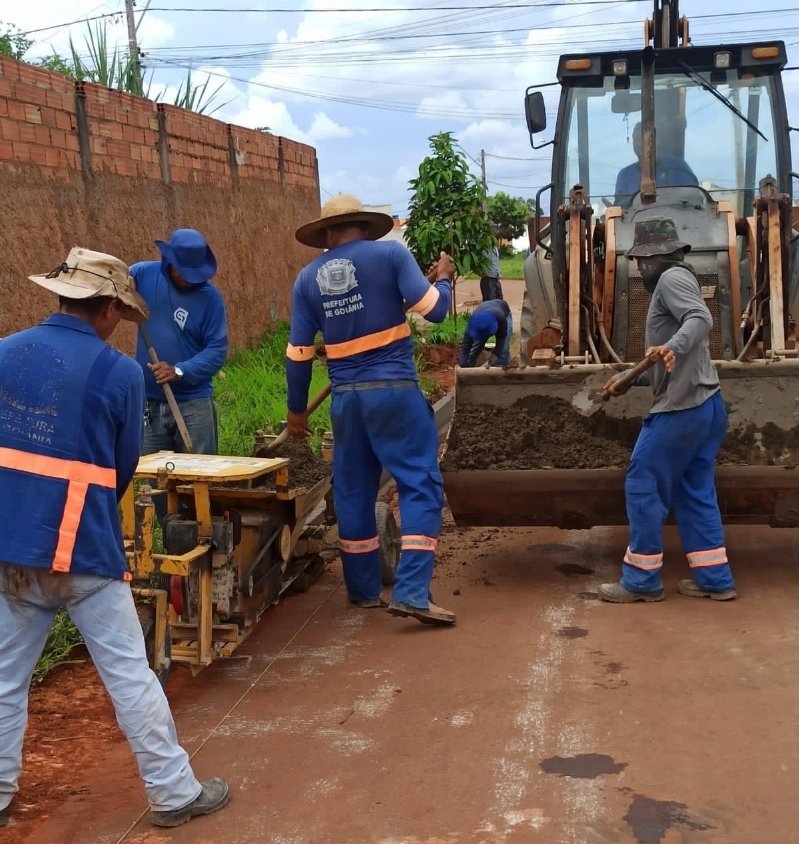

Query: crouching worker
[0,249,229,829]
[458,299,513,367]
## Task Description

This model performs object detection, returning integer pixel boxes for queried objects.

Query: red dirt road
[5,518,798,844]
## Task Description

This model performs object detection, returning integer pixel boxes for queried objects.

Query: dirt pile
[261,437,331,490]
[441,395,639,470]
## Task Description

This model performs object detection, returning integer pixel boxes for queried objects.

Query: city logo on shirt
[316,258,358,297]
[174,307,189,330]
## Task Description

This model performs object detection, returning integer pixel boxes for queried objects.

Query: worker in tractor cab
[599,219,737,604]
[614,122,698,206]
[287,195,458,626]
[458,299,513,368]
[0,249,229,829]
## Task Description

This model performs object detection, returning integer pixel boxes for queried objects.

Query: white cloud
[308,112,355,141]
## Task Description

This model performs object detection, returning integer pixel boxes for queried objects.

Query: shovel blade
[571,385,607,416]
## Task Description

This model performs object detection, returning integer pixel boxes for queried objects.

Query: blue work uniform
[286,239,452,608]
[0,314,143,579]
[615,156,698,205]
[621,264,735,595]
[130,261,228,454]
[458,299,512,367]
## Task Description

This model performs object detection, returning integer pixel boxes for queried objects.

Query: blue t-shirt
[130,261,228,401]
[615,156,698,202]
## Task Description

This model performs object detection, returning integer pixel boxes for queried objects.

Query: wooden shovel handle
[140,325,195,453]
[259,382,332,456]
[611,354,659,392]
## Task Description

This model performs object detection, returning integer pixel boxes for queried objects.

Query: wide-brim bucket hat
[156,228,217,284]
[628,217,691,259]
[29,247,150,323]
[295,195,394,249]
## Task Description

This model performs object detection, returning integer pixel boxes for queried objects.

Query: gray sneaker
[151,778,230,828]
[599,582,664,603]
[677,579,737,601]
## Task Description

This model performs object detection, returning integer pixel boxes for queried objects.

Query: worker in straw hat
[599,218,736,604]
[0,248,229,829]
[287,195,458,625]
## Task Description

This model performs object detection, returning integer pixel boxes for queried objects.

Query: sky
[2,0,798,219]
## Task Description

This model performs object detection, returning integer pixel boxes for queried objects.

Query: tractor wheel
[376,502,400,587]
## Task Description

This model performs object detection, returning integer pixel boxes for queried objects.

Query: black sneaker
[150,778,230,828]
[0,805,9,827]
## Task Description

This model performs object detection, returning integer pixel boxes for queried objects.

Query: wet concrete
[540,753,627,779]
[6,520,799,844]
[623,794,713,843]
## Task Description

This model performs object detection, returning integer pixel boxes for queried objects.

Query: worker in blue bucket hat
[130,228,228,456]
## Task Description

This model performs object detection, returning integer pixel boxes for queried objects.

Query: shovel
[572,355,659,417]
[255,382,332,457]
[140,324,194,452]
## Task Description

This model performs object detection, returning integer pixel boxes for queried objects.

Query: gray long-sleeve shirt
[644,264,719,413]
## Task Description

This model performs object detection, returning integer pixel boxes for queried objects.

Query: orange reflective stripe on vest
[324,323,411,360]
[0,446,117,573]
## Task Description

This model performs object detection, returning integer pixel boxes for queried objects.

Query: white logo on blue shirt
[174,307,189,330]
[316,259,358,296]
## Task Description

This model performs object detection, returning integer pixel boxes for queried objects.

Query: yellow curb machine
[121,451,340,683]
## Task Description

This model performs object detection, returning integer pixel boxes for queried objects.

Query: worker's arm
[395,244,453,324]
[172,289,229,386]
[115,364,146,499]
[286,278,317,417]
[660,268,712,358]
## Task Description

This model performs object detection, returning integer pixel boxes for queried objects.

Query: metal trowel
[572,355,659,417]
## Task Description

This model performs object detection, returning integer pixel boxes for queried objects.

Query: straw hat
[29,247,150,323]
[295,195,394,249]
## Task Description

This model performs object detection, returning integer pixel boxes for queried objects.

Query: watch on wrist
[174,366,183,378]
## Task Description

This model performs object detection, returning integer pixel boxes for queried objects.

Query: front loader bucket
[441,360,799,529]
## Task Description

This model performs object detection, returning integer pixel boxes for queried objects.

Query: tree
[405,131,493,277]
[0,23,32,60]
[488,191,535,247]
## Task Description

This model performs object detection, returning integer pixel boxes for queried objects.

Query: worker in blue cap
[458,299,513,367]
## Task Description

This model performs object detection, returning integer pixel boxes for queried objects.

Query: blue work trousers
[622,391,735,594]
[0,565,201,813]
[143,397,218,455]
[331,381,443,609]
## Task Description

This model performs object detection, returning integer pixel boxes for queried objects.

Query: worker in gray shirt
[598,218,736,604]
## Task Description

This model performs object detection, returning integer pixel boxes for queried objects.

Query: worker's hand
[645,344,676,373]
[148,361,180,385]
[425,260,439,282]
[286,409,311,438]
[436,251,457,281]
[603,373,631,397]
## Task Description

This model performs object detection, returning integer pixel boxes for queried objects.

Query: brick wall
[0,56,320,350]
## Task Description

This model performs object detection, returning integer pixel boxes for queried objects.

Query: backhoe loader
[442,0,799,529]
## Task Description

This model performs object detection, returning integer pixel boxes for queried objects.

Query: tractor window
[560,70,780,216]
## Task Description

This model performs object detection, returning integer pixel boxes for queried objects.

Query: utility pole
[480,149,488,214]
[124,0,143,95]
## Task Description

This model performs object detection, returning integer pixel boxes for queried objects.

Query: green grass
[425,312,468,345]
[499,251,526,279]
[214,322,331,454]
[463,249,526,280]
[33,611,85,683]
